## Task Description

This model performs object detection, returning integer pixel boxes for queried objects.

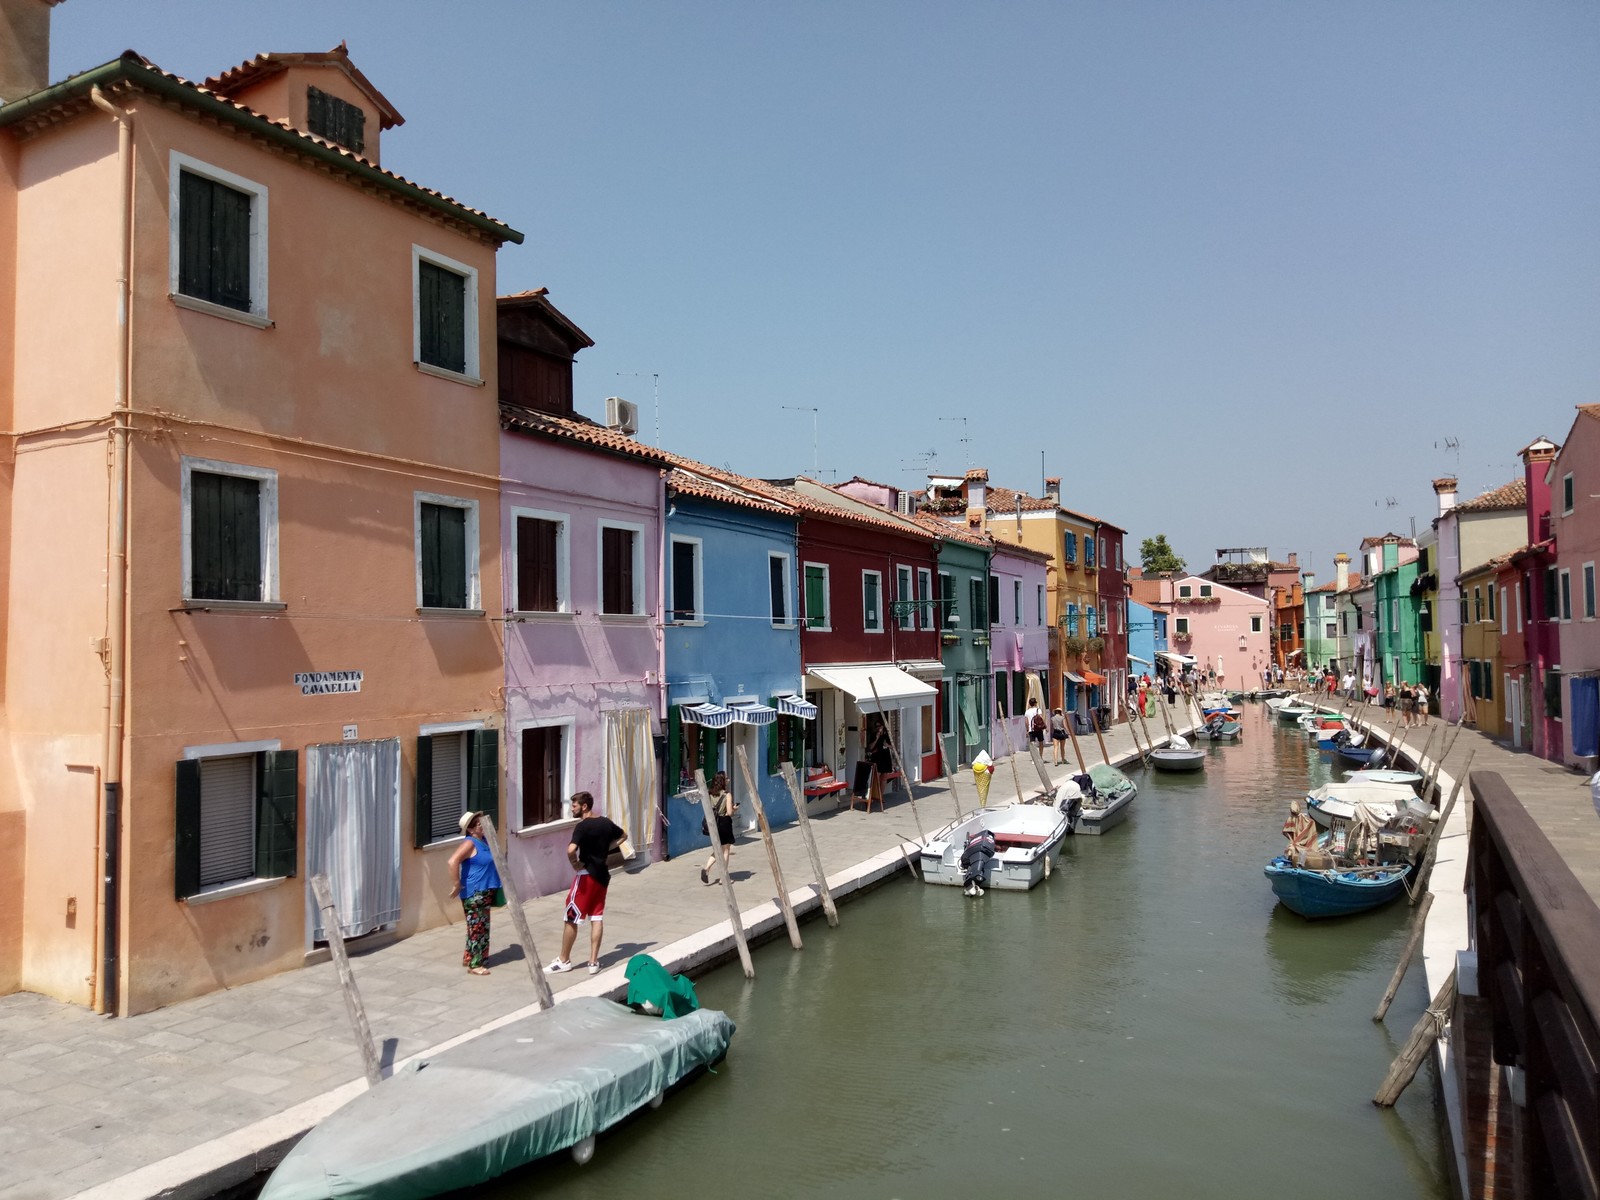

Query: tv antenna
[900,447,937,475]
[1436,435,1461,472]
[938,416,971,468]
[614,372,660,445]
[781,406,819,477]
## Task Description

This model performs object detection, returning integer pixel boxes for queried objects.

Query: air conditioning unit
[605,396,639,436]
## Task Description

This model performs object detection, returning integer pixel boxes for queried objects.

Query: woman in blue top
[448,811,502,975]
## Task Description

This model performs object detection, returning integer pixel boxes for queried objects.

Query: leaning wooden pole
[935,735,965,823]
[477,814,556,1010]
[1373,892,1434,1022]
[733,745,802,950]
[694,768,755,979]
[309,874,383,1087]
[777,761,839,927]
[1409,749,1477,902]
[1089,703,1114,763]
[1134,703,1157,764]
[1062,708,1089,773]
[1374,967,1458,1106]
[868,678,926,842]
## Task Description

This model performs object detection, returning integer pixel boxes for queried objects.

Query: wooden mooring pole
[1373,892,1433,1023]
[777,761,840,927]
[477,814,555,1010]
[309,873,383,1087]
[869,678,926,842]
[1409,749,1477,902]
[1089,704,1114,763]
[695,769,755,979]
[1375,967,1457,1106]
[935,735,966,823]
[733,745,802,950]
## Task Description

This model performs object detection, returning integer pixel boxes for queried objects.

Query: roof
[1309,575,1362,594]
[666,468,795,518]
[1452,479,1526,514]
[204,44,405,129]
[497,289,596,351]
[986,537,1055,564]
[776,479,937,541]
[500,406,675,465]
[908,510,991,550]
[1358,533,1411,548]
[1578,404,1600,422]
[0,52,520,244]
[983,484,1122,530]
[1456,553,1515,583]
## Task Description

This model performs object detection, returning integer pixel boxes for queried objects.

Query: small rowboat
[1151,747,1207,771]
[1264,858,1414,918]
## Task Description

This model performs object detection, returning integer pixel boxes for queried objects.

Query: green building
[1365,534,1424,690]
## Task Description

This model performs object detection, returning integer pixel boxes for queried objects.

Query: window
[306,86,365,153]
[767,711,806,775]
[1012,671,1027,715]
[1037,584,1045,626]
[970,576,989,628]
[518,723,569,828]
[1487,585,1496,623]
[917,568,933,631]
[939,679,954,736]
[669,536,702,622]
[897,566,915,631]
[995,670,1009,717]
[1179,585,1192,598]
[599,522,643,616]
[1115,544,1122,570]
[170,153,268,321]
[174,745,297,899]
[413,245,480,380]
[1175,617,1189,636]
[1199,585,1212,598]
[804,563,830,629]
[1546,567,1560,619]
[937,571,954,629]
[1087,606,1098,636]
[182,457,278,603]
[1584,563,1596,620]
[1473,588,1482,623]
[1482,666,1494,702]
[1063,532,1077,564]
[1500,586,1508,634]
[1086,538,1097,568]
[1547,668,1563,719]
[1325,621,1337,639]
[1251,615,1262,633]
[416,494,479,610]
[770,553,792,626]
[1560,569,1573,621]
[1562,473,1574,515]
[1458,596,1469,626]
[1066,603,1078,636]
[862,570,883,633]
[988,575,1000,625]
[513,510,567,613]
[1013,580,1022,625]
[415,727,498,846]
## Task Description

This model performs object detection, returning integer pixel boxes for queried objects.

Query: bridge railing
[1468,771,1600,1200]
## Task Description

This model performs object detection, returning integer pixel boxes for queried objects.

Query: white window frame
[1179,584,1192,598]
[1559,568,1573,622]
[1175,616,1189,636]
[180,736,286,904]
[862,569,884,634]
[597,519,647,618]
[168,151,271,326]
[896,564,915,631]
[1199,584,1213,598]
[415,492,482,612]
[803,561,832,632]
[668,534,705,625]
[513,714,577,834]
[1584,562,1597,621]
[411,244,482,384]
[769,551,794,628]
[917,568,933,631]
[510,506,571,615]
[1515,582,1523,633]
[180,456,280,604]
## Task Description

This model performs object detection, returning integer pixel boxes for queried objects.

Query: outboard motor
[960,829,996,896]
[1055,779,1085,834]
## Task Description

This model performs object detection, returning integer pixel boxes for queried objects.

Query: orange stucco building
[1,43,521,1012]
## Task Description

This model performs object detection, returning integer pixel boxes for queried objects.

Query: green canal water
[479,705,1451,1199]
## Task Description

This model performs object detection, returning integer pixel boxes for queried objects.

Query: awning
[1158,651,1196,666]
[807,666,937,713]
[680,702,734,728]
[1127,655,1152,667]
[1287,648,1305,660]
[1081,670,1106,686]
[727,703,777,726]
[772,693,818,720]
[1064,671,1086,684]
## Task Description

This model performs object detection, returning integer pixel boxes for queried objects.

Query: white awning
[727,703,777,726]
[1157,651,1197,666]
[680,702,735,728]
[807,666,937,713]
[1064,671,1086,684]
[1127,655,1152,667]
[772,693,818,720]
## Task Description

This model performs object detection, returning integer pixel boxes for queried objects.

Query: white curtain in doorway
[306,739,401,942]
[603,707,658,841]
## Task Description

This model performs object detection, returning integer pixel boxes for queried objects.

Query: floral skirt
[461,891,492,968]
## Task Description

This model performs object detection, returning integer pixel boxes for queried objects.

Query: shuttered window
[862,571,882,631]
[897,567,914,630]
[804,564,829,628]
[970,578,988,628]
[420,502,468,609]
[174,749,297,899]
[428,732,467,843]
[178,170,252,312]
[306,86,365,154]
[520,725,564,827]
[516,516,559,612]
[602,527,637,615]
[995,671,1009,717]
[671,539,699,621]
[418,260,468,375]
[190,470,262,601]
[770,555,789,625]
[414,729,498,847]
[198,754,255,887]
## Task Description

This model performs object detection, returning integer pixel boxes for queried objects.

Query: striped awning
[773,693,818,720]
[1064,671,1086,684]
[728,703,777,726]
[680,703,735,729]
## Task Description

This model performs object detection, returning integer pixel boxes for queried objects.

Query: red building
[1509,437,1562,762]
[1093,520,1129,714]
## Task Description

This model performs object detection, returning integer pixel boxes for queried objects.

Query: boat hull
[1264,858,1413,918]
[919,805,1069,889]
[1151,749,1206,771]
[1076,784,1136,834]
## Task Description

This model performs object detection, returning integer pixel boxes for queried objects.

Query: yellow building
[1458,558,1504,734]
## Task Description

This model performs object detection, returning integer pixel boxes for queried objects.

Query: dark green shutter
[418,261,467,374]
[414,735,433,848]
[701,727,722,778]
[790,717,804,768]
[767,700,781,775]
[256,750,298,880]
[175,759,202,900]
[190,471,261,601]
[667,705,682,795]
[420,504,467,609]
[178,171,251,313]
[467,729,500,829]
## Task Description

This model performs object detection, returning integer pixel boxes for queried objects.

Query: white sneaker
[587,962,601,976]
[545,959,573,974]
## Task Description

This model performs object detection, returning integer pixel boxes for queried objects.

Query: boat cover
[260,998,735,1200]
[624,952,701,1018]
[1088,763,1132,794]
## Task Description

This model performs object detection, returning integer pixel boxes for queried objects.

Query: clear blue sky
[52,1,1600,578]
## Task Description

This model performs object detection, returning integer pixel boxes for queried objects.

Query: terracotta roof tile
[667,469,795,517]
[1453,479,1525,513]
[500,406,676,465]
[909,511,991,549]
[204,44,405,129]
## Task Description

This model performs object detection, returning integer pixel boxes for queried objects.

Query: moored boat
[919,801,1070,891]
[1073,763,1138,834]
[1304,778,1420,828]
[1267,795,1430,918]
[1151,735,1206,771]
[1264,858,1415,919]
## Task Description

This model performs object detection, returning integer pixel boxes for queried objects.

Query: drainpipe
[89,85,131,1017]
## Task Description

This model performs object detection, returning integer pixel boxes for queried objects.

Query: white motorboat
[918,801,1069,892]
[1344,768,1425,789]
[1304,778,1421,828]
[1150,734,1206,772]
[1276,704,1315,721]
[1071,764,1138,835]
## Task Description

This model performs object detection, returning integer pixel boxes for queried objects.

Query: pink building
[1161,575,1271,690]
[1551,406,1600,767]
[989,542,1052,754]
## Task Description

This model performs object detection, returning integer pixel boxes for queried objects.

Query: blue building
[1127,599,1166,684]
[661,467,807,858]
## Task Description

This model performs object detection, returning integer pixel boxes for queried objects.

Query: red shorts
[564,873,607,923]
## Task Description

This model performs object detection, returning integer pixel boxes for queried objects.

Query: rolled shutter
[256,750,298,880]
[414,735,433,848]
[468,729,500,830]
[175,759,202,900]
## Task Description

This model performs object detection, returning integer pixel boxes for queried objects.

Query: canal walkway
[0,710,1189,1200]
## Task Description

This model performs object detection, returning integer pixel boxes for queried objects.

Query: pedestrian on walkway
[546,791,625,977]
[1049,707,1068,763]
[447,811,501,977]
[1417,685,1431,722]
[1025,698,1046,748]
[865,716,893,810]
[700,771,736,885]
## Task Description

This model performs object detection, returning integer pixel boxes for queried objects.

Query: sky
[49,1,1600,579]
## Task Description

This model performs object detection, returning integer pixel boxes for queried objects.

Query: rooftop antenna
[939,416,971,468]
[900,447,937,480]
[1436,435,1461,473]
[781,406,819,477]
[614,372,660,445]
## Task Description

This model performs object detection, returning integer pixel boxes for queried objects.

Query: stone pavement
[0,707,1183,1200]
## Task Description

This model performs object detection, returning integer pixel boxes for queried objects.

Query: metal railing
[1468,771,1600,1199]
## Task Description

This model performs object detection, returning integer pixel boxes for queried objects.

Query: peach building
[1,43,520,1012]
[1156,575,1272,690]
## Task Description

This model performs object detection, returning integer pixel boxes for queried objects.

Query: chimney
[1303,572,1316,592]
[1043,476,1060,504]
[0,0,59,105]
[1286,551,1297,567]
[1432,476,1458,519]
[963,467,988,530]
[1520,438,1558,545]
[1334,552,1350,592]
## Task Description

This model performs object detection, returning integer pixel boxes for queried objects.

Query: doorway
[305,739,401,947]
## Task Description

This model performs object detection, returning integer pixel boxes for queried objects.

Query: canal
[480,704,1452,1199]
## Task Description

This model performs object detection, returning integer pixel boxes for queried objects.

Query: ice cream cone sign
[972,750,993,807]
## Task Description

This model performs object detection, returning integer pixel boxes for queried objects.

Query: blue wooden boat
[1335,742,1384,768]
[1264,857,1413,918]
